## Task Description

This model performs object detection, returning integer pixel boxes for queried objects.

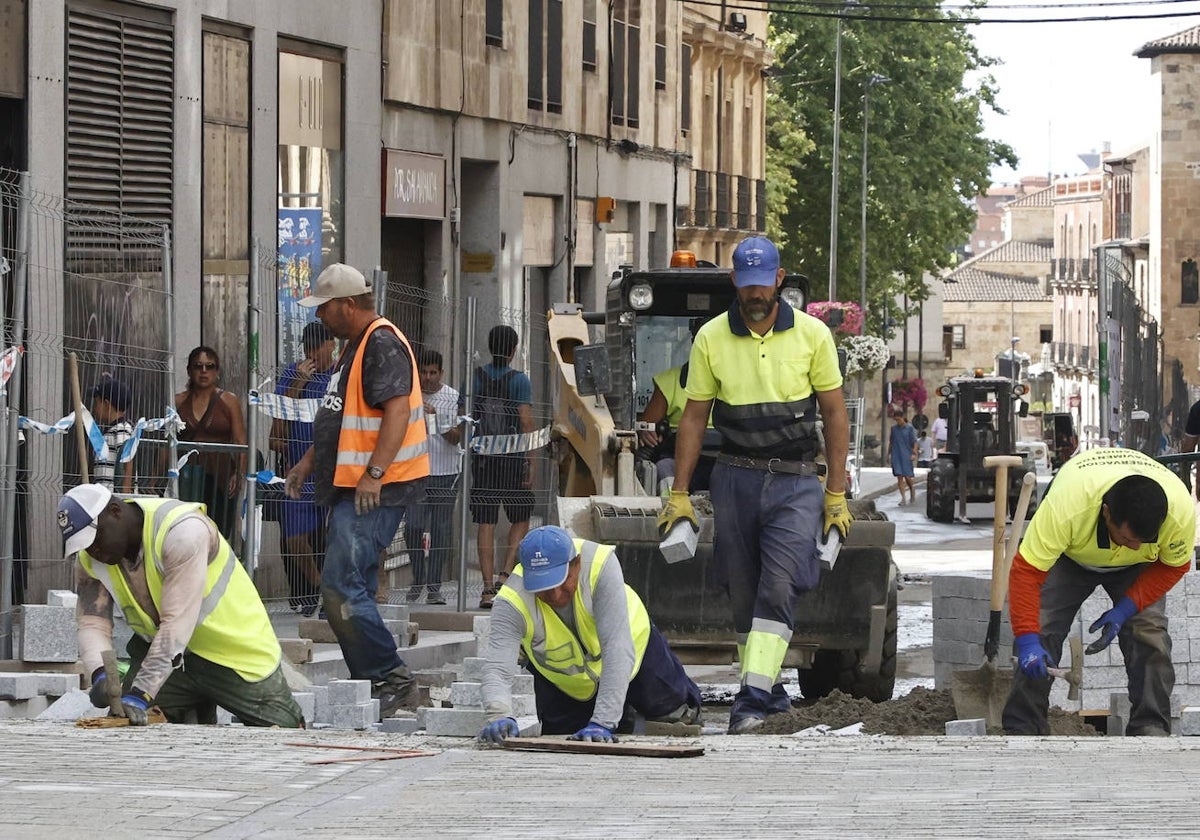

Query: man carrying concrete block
[477,526,701,745]
[59,484,303,728]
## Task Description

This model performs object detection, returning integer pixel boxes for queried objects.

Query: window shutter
[66,7,174,256]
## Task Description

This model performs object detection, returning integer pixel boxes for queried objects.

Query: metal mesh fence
[1112,279,1162,454]
[0,168,173,654]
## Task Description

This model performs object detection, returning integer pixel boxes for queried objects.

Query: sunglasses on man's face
[191,362,218,371]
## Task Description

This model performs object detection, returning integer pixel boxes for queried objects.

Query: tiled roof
[943,268,1049,302]
[1136,24,1200,57]
[961,238,1053,267]
[1006,185,1054,208]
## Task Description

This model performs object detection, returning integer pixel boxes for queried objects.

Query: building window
[680,43,691,135]
[654,0,667,90]
[528,0,562,113]
[951,324,966,349]
[1039,324,1052,344]
[611,0,640,128]
[278,47,344,365]
[1184,258,1199,305]
[486,0,504,47]
[582,0,597,72]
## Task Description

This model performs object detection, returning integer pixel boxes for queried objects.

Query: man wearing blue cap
[477,525,701,744]
[658,235,852,733]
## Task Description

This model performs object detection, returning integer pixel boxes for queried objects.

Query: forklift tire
[926,460,956,523]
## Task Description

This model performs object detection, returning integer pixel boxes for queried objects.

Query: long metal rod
[858,83,870,323]
[244,237,260,575]
[1,171,30,657]
[456,297,476,613]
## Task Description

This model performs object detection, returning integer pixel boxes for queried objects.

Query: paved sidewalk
[2,720,1200,837]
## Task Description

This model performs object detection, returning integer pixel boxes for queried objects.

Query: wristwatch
[366,465,385,480]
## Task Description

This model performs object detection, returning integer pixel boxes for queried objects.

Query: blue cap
[518,526,577,592]
[91,378,131,412]
[731,236,781,288]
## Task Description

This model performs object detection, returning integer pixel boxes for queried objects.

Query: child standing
[915,430,934,468]
[91,378,134,493]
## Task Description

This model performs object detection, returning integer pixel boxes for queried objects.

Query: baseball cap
[518,526,577,592]
[57,484,113,558]
[299,263,371,307]
[731,236,781,288]
[91,378,131,412]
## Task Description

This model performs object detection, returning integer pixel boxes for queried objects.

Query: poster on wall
[277,208,323,367]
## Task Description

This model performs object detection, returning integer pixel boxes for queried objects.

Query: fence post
[456,296,476,613]
[0,171,30,658]
[162,224,178,499]
[244,237,261,575]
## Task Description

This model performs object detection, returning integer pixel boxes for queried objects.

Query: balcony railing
[736,175,752,230]
[715,172,731,228]
[1116,211,1132,241]
[1079,258,1091,283]
[754,179,766,232]
[693,170,711,228]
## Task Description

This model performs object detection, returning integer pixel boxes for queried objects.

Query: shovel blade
[950,661,1013,730]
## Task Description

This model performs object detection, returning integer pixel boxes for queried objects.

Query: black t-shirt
[1186,400,1200,438]
[312,321,424,508]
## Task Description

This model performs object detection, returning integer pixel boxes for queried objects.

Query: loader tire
[796,572,899,703]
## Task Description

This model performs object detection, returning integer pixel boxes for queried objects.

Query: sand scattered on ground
[753,687,1101,736]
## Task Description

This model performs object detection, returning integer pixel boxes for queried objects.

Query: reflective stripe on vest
[712,394,819,458]
[495,539,651,701]
[78,498,281,682]
[333,318,430,486]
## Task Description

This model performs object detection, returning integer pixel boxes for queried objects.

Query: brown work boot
[372,665,419,718]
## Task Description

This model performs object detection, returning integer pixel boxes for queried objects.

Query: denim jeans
[404,473,460,595]
[322,498,407,681]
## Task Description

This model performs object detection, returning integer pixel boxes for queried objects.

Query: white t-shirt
[423,383,462,477]
[931,417,948,443]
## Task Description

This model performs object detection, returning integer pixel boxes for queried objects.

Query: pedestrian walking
[890,410,917,505]
[1003,447,1195,736]
[285,263,430,717]
[657,235,851,734]
[404,349,461,605]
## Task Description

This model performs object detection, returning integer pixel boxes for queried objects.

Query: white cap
[299,263,371,307]
[57,484,113,558]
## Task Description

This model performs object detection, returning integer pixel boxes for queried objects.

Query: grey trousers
[1002,558,1174,735]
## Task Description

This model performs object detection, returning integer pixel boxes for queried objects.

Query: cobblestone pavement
[4,720,1200,838]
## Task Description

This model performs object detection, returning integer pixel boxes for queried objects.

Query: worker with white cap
[477,525,701,744]
[59,484,302,727]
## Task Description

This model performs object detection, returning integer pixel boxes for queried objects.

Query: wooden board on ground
[501,736,703,758]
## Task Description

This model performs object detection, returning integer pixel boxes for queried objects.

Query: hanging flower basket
[805,301,864,336]
[842,334,889,377]
[891,377,928,413]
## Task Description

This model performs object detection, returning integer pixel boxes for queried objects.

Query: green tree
[766,3,1016,334]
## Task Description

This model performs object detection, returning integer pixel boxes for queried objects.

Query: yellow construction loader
[547,256,899,701]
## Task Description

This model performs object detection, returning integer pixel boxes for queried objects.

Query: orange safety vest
[333,318,430,486]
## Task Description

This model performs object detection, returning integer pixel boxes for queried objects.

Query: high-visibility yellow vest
[495,539,651,701]
[78,498,281,682]
[334,317,430,487]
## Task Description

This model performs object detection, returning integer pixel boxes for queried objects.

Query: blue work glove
[568,722,617,743]
[1014,633,1052,680]
[88,669,112,709]
[121,689,151,726]
[1086,596,1138,655]
[478,717,519,745]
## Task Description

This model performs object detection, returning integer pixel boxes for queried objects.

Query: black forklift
[926,372,1038,523]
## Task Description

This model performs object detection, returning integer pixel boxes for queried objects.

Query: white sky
[968,2,1200,183]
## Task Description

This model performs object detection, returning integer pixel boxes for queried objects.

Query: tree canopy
[766,2,1016,334]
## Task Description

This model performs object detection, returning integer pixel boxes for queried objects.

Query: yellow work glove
[657,489,699,537]
[823,489,851,541]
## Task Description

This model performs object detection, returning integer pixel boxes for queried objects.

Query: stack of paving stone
[933,571,1200,717]
[1,589,84,718]
[413,615,541,737]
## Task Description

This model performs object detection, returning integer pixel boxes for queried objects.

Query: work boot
[372,665,419,718]
[727,712,765,734]
[727,685,770,734]
[649,702,702,725]
[766,683,792,715]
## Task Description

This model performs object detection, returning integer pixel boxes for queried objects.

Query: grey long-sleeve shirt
[481,556,636,730]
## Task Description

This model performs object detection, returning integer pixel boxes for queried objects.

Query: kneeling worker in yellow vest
[477,525,702,743]
[59,484,303,727]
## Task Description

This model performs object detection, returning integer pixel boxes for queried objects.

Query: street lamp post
[858,74,889,321]
[828,11,845,302]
